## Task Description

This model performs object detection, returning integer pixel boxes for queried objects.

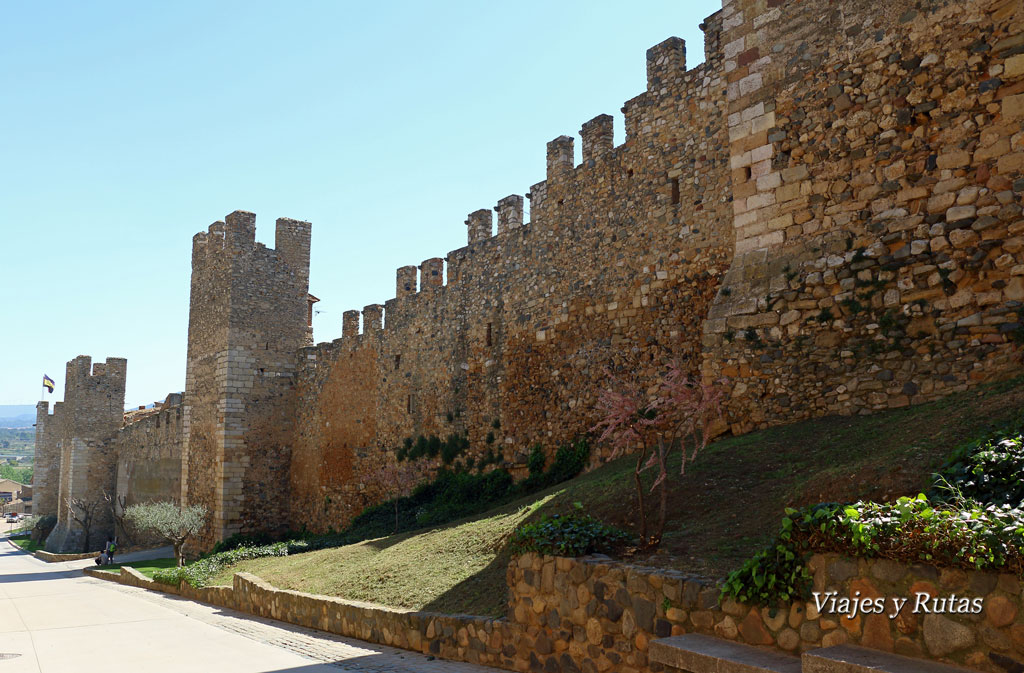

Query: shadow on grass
[219,376,1024,618]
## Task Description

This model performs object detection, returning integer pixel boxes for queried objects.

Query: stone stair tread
[649,633,802,673]
[803,645,979,673]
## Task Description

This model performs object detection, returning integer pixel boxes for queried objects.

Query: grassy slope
[94,558,179,578]
[216,376,1024,617]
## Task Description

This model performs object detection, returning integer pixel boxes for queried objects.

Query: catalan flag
[43,375,55,393]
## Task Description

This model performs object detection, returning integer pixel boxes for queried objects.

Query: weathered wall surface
[289,12,735,532]
[182,212,311,550]
[33,401,61,517]
[114,393,183,508]
[44,355,126,553]
[703,0,1024,432]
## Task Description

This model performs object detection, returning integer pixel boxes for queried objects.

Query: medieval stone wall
[702,0,1024,432]
[32,400,60,518]
[288,11,736,532]
[114,393,183,508]
[44,355,127,553]
[33,0,1024,551]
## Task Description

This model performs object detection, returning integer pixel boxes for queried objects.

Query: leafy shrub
[527,445,546,476]
[931,420,1024,507]
[152,541,292,587]
[440,433,469,464]
[544,440,590,484]
[510,506,632,557]
[721,496,1024,605]
[32,514,57,543]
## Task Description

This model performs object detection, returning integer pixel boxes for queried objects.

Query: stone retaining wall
[508,553,1022,673]
[84,552,1024,673]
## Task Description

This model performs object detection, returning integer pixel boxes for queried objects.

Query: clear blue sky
[0,1,721,407]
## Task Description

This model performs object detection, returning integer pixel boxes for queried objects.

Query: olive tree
[124,501,207,566]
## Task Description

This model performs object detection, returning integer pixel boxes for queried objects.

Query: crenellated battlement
[396,265,418,297]
[646,37,686,91]
[420,258,444,290]
[545,136,574,180]
[465,209,493,245]
[190,212,311,281]
[580,115,614,164]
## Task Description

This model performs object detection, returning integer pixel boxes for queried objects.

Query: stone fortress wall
[287,11,736,531]
[40,355,127,552]
[115,394,184,509]
[33,0,1024,550]
[702,0,1024,433]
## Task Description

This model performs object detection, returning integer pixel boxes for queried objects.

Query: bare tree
[103,491,134,547]
[124,502,207,566]
[370,458,425,533]
[67,498,103,552]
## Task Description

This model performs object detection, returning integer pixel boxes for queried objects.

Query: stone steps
[803,645,979,673]
[649,634,802,673]
[650,636,983,673]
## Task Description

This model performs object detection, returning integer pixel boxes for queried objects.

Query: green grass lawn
[10,537,42,553]
[209,375,1024,617]
[94,557,179,578]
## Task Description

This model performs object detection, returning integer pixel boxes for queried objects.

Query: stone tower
[44,355,127,553]
[182,210,311,550]
[32,400,61,517]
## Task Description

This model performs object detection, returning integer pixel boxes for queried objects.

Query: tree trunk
[655,440,669,546]
[174,540,184,567]
[633,448,648,544]
[393,500,399,534]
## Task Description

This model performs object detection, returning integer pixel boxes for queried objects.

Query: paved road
[0,540,500,672]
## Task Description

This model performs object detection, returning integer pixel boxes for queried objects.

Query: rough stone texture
[182,213,312,549]
[288,14,734,532]
[42,355,127,553]
[87,551,1023,673]
[702,0,1024,433]
[114,394,183,509]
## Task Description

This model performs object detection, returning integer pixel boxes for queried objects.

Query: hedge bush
[509,506,632,557]
[930,418,1024,507]
[724,419,1024,606]
[721,495,1024,605]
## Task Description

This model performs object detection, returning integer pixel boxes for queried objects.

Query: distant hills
[0,405,37,429]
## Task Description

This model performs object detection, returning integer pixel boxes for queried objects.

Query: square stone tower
[182,211,311,550]
[44,355,127,553]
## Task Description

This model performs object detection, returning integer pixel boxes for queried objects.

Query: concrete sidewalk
[0,541,501,672]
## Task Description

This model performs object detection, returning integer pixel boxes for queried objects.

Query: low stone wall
[84,552,1023,673]
[508,553,1022,673]
[84,567,515,667]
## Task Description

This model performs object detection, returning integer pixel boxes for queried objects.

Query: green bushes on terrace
[723,419,1024,606]
[930,418,1024,507]
[721,496,1024,605]
[509,505,632,557]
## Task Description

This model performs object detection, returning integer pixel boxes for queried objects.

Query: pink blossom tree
[591,362,724,547]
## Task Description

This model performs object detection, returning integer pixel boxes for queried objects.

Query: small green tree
[124,501,207,566]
